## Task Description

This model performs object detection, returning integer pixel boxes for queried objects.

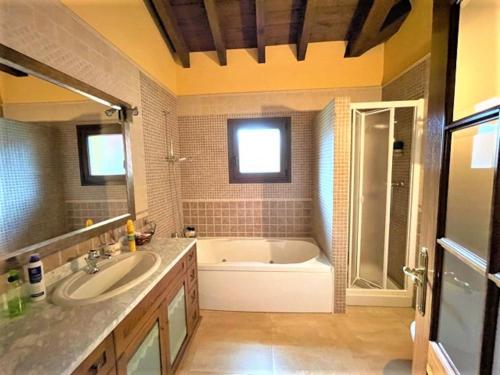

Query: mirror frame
[0,43,136,265]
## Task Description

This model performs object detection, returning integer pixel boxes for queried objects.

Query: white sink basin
[52,251,161,306]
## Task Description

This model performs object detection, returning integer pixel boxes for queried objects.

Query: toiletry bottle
[27,254,46,301]
[127,219,137,252]
[6,270,26,318]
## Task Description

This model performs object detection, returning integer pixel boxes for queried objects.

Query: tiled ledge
[182,199,312,238]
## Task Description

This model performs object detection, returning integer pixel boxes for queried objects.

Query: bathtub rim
[196,237,332,273]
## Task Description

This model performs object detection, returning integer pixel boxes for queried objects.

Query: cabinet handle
[89,351,107,375]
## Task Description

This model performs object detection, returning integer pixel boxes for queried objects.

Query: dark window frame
[227,117,291,184]
[77,124,126,186]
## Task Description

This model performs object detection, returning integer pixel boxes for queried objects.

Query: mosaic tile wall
[178,110,315,238]
[0,119,67,254]
[312,101,335,261]
[312,97,351,313]
[183,200,312,237]
[140,73,182,237]
[179,111,316,200]
[332,98,352,313]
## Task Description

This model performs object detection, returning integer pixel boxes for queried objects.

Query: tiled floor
[178,307,414,375]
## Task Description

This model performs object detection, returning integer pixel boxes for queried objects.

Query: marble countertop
[0,238,196,375]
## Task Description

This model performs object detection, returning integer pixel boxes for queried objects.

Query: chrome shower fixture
[104,108,117,117]
[104,106,139,117]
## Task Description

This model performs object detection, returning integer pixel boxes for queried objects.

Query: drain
[269,260,274,264]
[222,259,227,262]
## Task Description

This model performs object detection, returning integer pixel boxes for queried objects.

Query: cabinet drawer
[114,258,187,356]
[73,334,116,375]
[187,262,197,291]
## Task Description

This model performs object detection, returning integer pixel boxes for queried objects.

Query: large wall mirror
[0,45,135,262]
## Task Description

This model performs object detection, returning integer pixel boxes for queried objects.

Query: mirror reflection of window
[88,134,126,176]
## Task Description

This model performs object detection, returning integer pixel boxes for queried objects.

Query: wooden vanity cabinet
[72,245,199,375]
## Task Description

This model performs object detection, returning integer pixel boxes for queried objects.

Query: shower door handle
[403,247,428,315]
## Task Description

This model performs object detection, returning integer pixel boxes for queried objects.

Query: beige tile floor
[178,306,414,375]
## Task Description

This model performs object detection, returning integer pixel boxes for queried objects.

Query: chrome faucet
[85,249,111,274]
[85,250,101,274]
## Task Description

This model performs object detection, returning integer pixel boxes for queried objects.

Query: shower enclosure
[348,100,424,306]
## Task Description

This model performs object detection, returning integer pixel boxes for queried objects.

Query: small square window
[227,117,291,183]
[77,124,126,186]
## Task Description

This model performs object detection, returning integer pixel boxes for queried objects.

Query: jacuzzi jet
[222,259,227,262]
[270,260,274,264]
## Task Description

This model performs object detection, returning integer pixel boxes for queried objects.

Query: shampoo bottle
[27,254,46,302]
[127,220,136,252]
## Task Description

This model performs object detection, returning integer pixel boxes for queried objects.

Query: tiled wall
[312,101,335,261]
[140,73,182,237]
[178,109,315,237]
[0,119,67,253]
[332,98,352,313]
[183,200,312,238]
[179,111,315,200]
[382,58,430,101]
[312,97,351,313]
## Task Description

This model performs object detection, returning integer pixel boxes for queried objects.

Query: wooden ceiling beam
[297,0,317,61]
[203,0,227,66]
[149,0,191,68]
[345,0,411,58]
[255,0,266,64]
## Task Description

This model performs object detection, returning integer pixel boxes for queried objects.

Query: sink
[52,251,161,306]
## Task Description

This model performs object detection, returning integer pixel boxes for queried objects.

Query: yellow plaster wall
[0,72,83,104]
[453,0,500,120]
[382,0,433,84]
[61,0,178,94]
[176,42,384,96]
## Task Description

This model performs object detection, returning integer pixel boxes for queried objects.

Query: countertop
[0,238,196,375]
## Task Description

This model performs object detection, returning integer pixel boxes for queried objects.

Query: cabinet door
[117,305,169,375]
[166,277,189,372]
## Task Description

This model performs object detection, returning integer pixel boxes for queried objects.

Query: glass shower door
[351,109,393,289]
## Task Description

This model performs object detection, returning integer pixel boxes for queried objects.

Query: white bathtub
[197,238,333,313]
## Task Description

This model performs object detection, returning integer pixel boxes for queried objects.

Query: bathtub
[197,238,333,313]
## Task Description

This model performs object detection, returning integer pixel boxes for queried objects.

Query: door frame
[347,100,424,306]
[415,0,500,374]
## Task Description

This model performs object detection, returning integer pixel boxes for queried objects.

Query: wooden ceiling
[145,0,412,68]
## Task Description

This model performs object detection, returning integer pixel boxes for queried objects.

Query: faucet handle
[88,249,100,260]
